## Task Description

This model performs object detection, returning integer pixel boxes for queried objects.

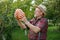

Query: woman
[14,4,48,40]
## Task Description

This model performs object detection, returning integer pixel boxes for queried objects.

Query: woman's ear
[42,13,44,16]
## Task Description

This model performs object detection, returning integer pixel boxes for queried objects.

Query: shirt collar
[34,17,43,21]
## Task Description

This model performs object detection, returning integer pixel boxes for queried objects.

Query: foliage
[0,0,60,40]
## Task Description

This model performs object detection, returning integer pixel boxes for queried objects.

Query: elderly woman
[15,4,48,40]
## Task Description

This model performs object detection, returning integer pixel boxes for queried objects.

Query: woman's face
[34,8,43,18]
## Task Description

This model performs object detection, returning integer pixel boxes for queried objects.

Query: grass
[11,26,60,40]
[47,31,60,40]
[12,28,28,40]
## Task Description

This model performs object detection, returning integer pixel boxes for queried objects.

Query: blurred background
[0,0,60,40]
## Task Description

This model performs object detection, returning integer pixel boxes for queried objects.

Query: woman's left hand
[19,16,27,22]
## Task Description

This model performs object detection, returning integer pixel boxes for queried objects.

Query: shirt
[28,17,48,40]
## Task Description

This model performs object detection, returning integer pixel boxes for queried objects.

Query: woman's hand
[19,16,27,22]
[14,9,25,20]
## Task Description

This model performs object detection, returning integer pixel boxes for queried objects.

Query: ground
[12,26,60,40]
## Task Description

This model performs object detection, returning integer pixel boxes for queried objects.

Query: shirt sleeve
[36,18,48,30]
[25,19,34,30]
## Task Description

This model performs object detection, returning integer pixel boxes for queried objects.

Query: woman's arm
[24,21,40,33]
[17,20,26,29]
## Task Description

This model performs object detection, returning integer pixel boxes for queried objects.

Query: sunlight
[31,0,35,5]
[21,0,24,1]
[13,0,17,3]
